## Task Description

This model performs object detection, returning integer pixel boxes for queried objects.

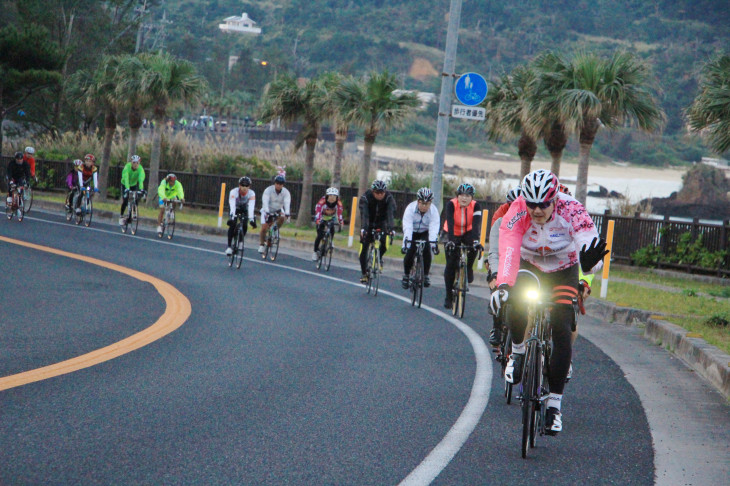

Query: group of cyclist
[10,149,607,436]
[350,170,606,437]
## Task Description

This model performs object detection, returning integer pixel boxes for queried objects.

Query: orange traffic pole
[600,220,615,299]
[348,196,358,247]
[217,183,226,228]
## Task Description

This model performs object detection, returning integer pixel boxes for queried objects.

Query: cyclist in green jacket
[119,155,146,226]
[157,173,185,235]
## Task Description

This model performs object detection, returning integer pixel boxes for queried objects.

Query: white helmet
[521,169,559,204]
[506,186,522,203]
[24,146,35,155]
[130,155,141,163]
[325,187,339,197]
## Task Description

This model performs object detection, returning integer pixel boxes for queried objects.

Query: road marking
[0,235,192,391]
[21,212,492,484]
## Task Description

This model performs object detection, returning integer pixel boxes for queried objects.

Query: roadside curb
[585,298,730,400]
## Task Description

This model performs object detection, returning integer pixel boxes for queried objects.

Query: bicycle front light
[525,289,540,302]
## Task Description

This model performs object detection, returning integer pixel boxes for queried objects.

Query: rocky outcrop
[645,164,730,220]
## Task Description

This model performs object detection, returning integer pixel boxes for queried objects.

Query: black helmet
[238,176,251,187]
[14,151,23,160]
[456,183,475,196]
[274,174,286,183]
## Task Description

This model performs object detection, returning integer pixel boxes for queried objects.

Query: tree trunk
[147,111,165,207]
[517,131,537,179]
[359,132,376,198]
[296,137,317,227]
[545,121,568,176]
[127,107,143,161]
[333,126,347,190]
[576,119,599,204]
[99,110,116,199]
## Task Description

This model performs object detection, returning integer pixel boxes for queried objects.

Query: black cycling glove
[579,237,609,273]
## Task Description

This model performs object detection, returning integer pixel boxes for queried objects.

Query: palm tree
[114,55,150,162]
[259,74,327,227]
[77,55,123,199]
[686,53,730,155]
[320,72,352,190]
[138,52,207,205]
[527,52,571,176]
[336,70,419,197]
[535,50,665,203]
[482,66,537,178]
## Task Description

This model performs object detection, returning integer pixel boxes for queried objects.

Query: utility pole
[431,0,462,207]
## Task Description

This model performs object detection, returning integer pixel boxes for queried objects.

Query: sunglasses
[526,200,553,210]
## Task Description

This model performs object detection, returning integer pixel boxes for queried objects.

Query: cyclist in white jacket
[258,174,291,253]
[225,176,257,256]
[401,187,440,289]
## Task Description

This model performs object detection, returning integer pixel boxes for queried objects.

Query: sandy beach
[368,145,686,183]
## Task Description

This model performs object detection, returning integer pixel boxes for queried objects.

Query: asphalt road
[0,209,727,485]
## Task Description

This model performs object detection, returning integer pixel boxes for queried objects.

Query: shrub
[704,313,730,328]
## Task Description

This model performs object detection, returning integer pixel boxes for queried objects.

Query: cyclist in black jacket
[6,152,31,206]
[358,179,396,283]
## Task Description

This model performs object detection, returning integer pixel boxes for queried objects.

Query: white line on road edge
[24,213,493,485]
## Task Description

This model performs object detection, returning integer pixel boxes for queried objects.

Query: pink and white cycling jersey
[496,193,602,287]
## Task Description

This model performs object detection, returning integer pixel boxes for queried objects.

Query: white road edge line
[25,213,492,485]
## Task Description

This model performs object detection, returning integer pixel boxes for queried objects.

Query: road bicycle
[365,229,392,296]
[404,239,438,308]
[450,243,481,318]
[512,269,552,459]
[5,181,26,222]
[228,212,248,269]
[315,219,339,271]
[262,210,281,261]
[159,198,182,240]
[74,186,94,227]
[121,190,146,235]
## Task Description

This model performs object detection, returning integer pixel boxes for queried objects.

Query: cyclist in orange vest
[442,183,483,309]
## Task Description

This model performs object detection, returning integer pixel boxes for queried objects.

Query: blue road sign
[454,72,488,106]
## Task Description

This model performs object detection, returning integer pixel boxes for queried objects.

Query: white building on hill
[219,12,261,35]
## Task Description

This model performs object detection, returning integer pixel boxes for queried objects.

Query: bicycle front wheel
[316,235,327,270]
[229,232,238,268]
[236,227,245,269]
[324,239,333,271]
[24,185,33,213]
[6,198,14,220]
[166,210,175,239]
[521,342,538,458]
[131,205,139,235]
[365,246,375,294]
[83,196,93,227]
[269,227,279,261]
[372,248,381,296]
[16,196,24,222]
[503,328,514,404]
[65,204,73,222]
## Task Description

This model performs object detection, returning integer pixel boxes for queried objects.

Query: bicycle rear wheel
[24,185,33,213]
[75,202,83,225]
[270,227,279,261]
[235,227,245,269]
[83,196,93,227]
[166,210,175,239]
[65,204,73,222]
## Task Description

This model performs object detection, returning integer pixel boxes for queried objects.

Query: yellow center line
[0,235,192,391]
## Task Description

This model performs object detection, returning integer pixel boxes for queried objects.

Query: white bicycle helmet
[416,187,434,202]
[73,159,82,167]
[24,146,35,155]
[326,187,339,197]
[371,180,387,191]
[506,186,522,203]
[130,155,141,163]
[521,169,559,203]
